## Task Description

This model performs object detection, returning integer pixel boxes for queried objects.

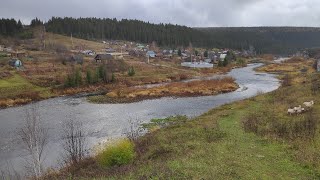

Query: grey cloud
[0,0,319,27]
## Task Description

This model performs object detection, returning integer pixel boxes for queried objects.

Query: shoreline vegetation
[88,77,238,104]
[0,67,236,109]
[42,58,320,179]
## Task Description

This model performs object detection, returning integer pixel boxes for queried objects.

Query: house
[146,51,156,58]
[94,54,113,63]
[9,59,22,68]
[163,50,173,58]
[82,50,95,56]
[0,45,4,52]
[220,54,227,61]
[317,59,320,72]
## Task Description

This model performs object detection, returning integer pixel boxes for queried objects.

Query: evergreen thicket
[0,18,23,36]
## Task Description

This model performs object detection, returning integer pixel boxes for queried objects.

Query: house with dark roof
[94,54,113,63]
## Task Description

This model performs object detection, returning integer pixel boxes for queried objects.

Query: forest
[2,17,320,54]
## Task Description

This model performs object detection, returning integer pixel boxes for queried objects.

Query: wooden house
[94,54,113,63]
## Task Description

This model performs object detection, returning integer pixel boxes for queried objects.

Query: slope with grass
[0,73,53,107]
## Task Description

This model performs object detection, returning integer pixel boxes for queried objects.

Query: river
[0,63,280,174]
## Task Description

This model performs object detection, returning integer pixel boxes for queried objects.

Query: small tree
[178,49,182,56]
[204,50,208,58]
[74,68,82,87]
[61,119,87,166]
[128,66,135,76]
[223,58,229,67]
[19,105,48,178]
[86,69,92,84]
[195,50,199,56]
[64,74,75,88]
[111,73,116,83]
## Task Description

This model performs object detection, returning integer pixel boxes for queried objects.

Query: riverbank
[88,77,238,104]
[0,61,240,109]
[42,60,320,179]
[0,63,279,178]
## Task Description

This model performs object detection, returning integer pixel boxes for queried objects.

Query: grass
[97,139,135,167]
[0,73,53,107]
[89,77,238,104]
[44,59,320,179]
[46,95,317,179]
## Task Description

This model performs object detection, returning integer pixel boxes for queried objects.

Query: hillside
[44,17,320,55]
[198,27,320,55]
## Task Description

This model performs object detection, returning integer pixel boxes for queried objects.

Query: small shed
[94,54,113,63]
[146,51,156,58]
[220,54,227,61]
[9,59,23,68]
[106,48,116,53]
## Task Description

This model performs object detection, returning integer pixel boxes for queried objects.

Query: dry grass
[257,57,314,74]
[103,77,238,101]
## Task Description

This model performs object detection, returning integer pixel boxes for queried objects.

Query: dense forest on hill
[199,27,320,54]
[45,17,207,48]
[44,17,320,54]
[2,17,320,54]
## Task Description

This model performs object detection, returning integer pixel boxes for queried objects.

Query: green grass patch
[97,139,135,167]
[0,73,53,99]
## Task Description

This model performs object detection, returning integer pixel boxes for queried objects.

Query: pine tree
[178,49,182,56]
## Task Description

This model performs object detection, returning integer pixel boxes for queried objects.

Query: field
[43,59,320,179]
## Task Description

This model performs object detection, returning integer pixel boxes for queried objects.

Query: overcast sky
[1,0,320,27]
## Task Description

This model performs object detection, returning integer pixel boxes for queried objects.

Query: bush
[128,66,135,76]
[97,139,135,167]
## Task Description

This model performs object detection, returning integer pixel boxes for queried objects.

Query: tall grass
[97,139,135,167]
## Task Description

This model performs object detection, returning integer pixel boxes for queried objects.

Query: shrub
[128,66,135,76]
[111,73,116,83]
[97,139,135,167]
[86,69,93,84]
[282,74,292,87]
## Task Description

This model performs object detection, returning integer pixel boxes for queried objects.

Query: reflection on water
[0,63,280,174]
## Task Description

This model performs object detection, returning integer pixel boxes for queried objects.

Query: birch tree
[19,105,48,178]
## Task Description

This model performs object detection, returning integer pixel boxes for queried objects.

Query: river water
[0,63,280,174]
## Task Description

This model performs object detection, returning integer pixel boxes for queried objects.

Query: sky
[1,0,320,27]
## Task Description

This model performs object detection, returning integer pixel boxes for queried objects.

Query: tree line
[45,17,207,48]
[0,18,23,36]
[3,17,320,54]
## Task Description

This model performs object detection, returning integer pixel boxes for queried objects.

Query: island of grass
[88,77,238,104]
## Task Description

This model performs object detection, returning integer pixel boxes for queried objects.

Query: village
[0,28,257,107]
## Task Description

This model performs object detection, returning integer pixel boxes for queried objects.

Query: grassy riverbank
[0,73,53,107]
[44,58,320,179]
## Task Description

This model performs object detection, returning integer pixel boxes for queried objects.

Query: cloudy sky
[1,0,320,27]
